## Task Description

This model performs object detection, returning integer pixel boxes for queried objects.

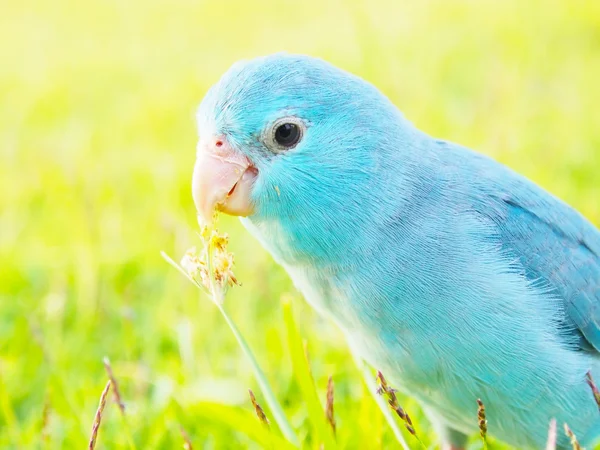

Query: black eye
[274,122,301,148]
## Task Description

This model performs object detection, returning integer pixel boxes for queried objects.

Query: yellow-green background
[1,0,599,448]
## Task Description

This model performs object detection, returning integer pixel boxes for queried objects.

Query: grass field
[1,0,599,448]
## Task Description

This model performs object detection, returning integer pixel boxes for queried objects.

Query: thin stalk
[161,250,299,447]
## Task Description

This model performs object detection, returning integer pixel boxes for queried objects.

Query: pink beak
[192,136,257,224]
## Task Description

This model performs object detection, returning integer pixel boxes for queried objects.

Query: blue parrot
[191,53,600,449]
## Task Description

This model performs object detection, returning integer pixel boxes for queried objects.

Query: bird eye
[275,123,300,147]
[267,117,305,151]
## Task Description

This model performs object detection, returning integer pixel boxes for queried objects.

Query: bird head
[193,54,418,264]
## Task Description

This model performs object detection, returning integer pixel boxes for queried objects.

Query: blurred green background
[1,0,599,448]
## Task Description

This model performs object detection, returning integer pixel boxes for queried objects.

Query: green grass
[1,0,599,448]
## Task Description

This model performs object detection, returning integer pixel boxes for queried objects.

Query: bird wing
[478,173,600,352]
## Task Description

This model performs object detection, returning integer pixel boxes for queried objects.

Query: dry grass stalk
[326,375,336,435]
[41,396,51,446]
[376,370,422,444]
[103,357,125,414]
[477,398,488,448]
[103,358,137,450]
[586,371,600,412]
[88,380,111,450]
[545,419,557,450]
[249,389,270,427]
[564,423,582,450]
[180,425,193,450]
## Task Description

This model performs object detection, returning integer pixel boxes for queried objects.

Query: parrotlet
[191,53,600,449]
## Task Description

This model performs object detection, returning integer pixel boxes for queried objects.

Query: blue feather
[197,53,600,449]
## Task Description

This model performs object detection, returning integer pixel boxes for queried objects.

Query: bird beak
[192,136,257,225]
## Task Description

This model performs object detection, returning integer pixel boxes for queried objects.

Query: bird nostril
[215,140,223,148]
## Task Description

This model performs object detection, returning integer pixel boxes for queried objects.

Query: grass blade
[216,301,299,446]
[282,298,337,449]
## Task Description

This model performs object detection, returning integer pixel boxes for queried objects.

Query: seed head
[181,247,210,290]
[103,357,125,414]
[376,370,419,439]
[212,242,239,288]
[586,371,600,412]
[564,423,581,450]
[477,398,488,448]
[182,226,241,294]
[88,380,111,450]
[248,389,270,427]
[326,376,336,434]
[180,425,193,450]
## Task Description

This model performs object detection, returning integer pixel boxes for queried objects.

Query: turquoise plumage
[194,53,600,449]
